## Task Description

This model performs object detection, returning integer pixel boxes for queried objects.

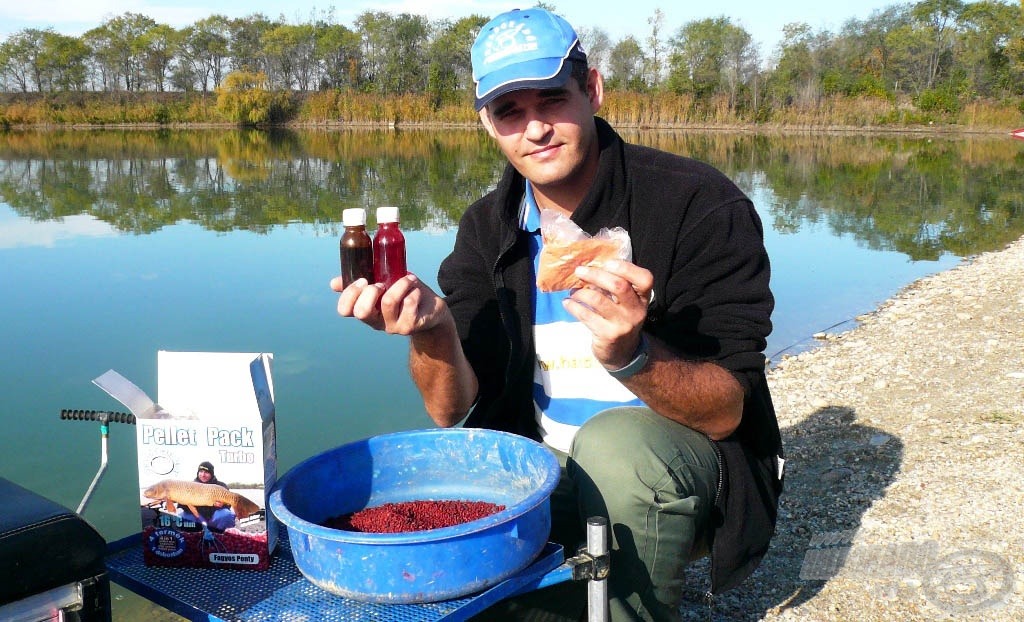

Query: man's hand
[562,259,654,369]
[330,274,448,336]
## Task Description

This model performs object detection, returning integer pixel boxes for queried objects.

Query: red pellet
[324,500,505,533]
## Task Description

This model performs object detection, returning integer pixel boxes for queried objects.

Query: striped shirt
[521,183,644,452]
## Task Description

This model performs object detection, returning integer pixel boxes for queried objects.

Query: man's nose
[524,117,553,141]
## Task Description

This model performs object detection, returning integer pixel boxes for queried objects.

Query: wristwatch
[607,334,649,380]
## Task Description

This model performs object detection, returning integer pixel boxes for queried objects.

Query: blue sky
[0,0,897,57]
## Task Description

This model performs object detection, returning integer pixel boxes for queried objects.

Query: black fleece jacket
[438,117,784,594]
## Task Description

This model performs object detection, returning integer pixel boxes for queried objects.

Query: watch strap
[607,334,649,380]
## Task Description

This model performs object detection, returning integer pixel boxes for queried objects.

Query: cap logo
[482,20,539,65]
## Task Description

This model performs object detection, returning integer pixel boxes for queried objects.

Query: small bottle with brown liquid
[373,206,408,289]
[339,208,374,287]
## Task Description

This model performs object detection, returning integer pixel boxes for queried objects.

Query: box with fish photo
[94,351,277,569]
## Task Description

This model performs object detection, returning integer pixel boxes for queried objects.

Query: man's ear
[478,107,497,138]
[587,68,604,114]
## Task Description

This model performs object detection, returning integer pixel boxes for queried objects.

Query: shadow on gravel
[679,405,904,621]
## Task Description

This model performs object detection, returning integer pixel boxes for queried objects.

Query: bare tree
[646,9,666,87]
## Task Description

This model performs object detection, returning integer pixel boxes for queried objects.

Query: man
[331,8,783,620]
[181,461,235,532]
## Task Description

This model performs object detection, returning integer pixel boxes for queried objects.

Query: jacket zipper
[709,438,724,508]
[492,234,519,385]
[706,437,725,607]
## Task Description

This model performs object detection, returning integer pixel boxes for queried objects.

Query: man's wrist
[606,334,649,380]
[410,311,458,354]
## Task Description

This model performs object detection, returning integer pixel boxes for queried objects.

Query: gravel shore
[681,235,1024,620]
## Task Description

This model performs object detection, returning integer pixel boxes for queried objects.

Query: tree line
[1,1,1023,123]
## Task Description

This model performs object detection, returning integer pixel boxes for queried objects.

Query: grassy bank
[1,90,1021,133]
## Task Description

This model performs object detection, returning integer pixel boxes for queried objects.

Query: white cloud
[0,212,116,249]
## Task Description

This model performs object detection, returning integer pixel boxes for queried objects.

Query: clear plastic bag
[536,209,632,292]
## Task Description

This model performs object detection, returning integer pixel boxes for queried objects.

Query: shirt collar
[519,181,542,232]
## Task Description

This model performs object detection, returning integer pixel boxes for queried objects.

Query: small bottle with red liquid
[373,206,408,288]
[339,208,374,287]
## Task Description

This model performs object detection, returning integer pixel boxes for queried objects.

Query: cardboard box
[94,351,277,570]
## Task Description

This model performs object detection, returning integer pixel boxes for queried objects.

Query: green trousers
[473,407,720,622]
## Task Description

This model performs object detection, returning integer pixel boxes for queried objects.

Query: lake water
[1,128,1022,618]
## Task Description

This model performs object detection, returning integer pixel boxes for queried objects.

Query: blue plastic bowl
[268,428,560,603]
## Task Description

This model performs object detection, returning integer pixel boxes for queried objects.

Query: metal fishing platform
[106,529,575,621]
[65,408,611,621]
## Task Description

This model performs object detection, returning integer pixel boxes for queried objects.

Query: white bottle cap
[377,206,400,223]
[342,208,366,227]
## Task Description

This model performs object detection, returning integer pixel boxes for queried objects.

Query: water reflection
[0,129,500,235]
[622,130,1024,260]
[0,211,116,249]
[1,128,1022,258]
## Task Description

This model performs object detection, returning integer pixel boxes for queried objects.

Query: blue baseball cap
[471,8,587,111]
